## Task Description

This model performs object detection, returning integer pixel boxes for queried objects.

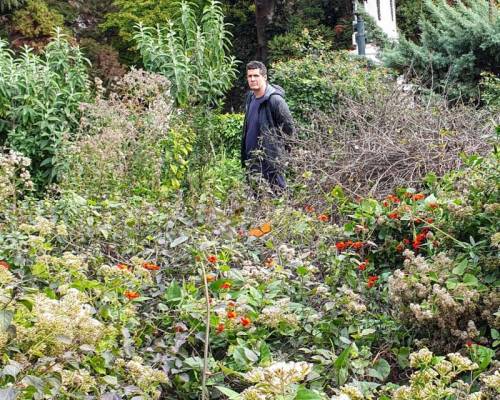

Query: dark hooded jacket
[241,84,295,175]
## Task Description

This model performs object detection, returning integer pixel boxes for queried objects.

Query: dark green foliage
[396,0,426,41]
[209,112,243,158]
[0,0,24,12]
[271,51,391,123]
[0,31,91,188]
[11,0,64,38]
[268,26,335,64]
[383,0,500,101]
[101,0,206,64]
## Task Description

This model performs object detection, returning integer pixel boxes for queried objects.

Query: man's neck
[253,84,267,98]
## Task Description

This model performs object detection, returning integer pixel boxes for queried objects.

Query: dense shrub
[11,0,64,38]
[383,0,500,101]
[271,51,391,123]
[0,0,25,12]
[268,26,334,64]
[100,0,178,63]
[58,69,195,199]
[279,80,495,202]
[79,37,126,85]
[209,112,243,158]
[396,0,426,41]
[0,30,91,188]
[480,72,500,110]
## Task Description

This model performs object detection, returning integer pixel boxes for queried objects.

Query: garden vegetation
[0,1,499,399]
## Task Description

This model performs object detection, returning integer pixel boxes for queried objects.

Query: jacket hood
[262,83,285,101]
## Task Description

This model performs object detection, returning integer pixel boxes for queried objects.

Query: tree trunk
[254,0,276,62]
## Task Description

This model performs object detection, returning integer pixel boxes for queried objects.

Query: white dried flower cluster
[409,347,433,367]
[240,260,275,283]
[38,252,88,271]
[330,385,364,400]
[389,251,483,339]
[314,284,330,296]
[447,353,479,372]
[16,289,104,356]
[278,244,296,261]
[98,263,133,278]
[0,330,9,350]
[258,298,298,328]
[0,150,33,205]
[0,266,14,286]
[447,202,474,218]
[490,232,500,248]
[481,369,500,392]
[116,356,168,397]
[33,216,56,236]
[390,348,483,400]
[60,368,96,393]
[337,286,367,314]
[241,361,312,399]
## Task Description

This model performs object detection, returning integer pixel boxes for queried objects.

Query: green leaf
[0,310,13,331]
[243,348,259,363]
[395,347,410,369]
[463,273,478,287]
[452,259,468,276]
[471,345,495,371]
[102,375,118,386]
[334,345,351,370]
[166,280,182,303]
[294,388,323,400]
[170,235,189,248]
[259,342,271,365]
[446,277,459,290]
[215,386,241,399]
[0,388,18,400]
[367,358,391,381]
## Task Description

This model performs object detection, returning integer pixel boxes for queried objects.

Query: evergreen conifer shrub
[383,0,500,101]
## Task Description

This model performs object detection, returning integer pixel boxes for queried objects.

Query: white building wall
[361,0,398,39]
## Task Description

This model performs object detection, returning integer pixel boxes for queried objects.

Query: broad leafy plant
[134,0,238,107]
[0,29,91,188]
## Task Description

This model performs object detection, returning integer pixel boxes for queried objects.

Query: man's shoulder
[268,92,287,108]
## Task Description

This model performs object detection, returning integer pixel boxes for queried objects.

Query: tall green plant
[134,0,238,107]
[383,0,500,101]
[0,29,91,188]
[0,0,25,12]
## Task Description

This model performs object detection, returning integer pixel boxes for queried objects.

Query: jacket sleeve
[270,96,295,140]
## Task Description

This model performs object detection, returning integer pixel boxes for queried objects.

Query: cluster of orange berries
[118,261,161,300]
[216,301,251,334]
[367,275,379,288]
[335,240,365,252]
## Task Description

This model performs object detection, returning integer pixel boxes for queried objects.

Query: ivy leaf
[294,387,323,400]
[452,259,468,276]
[0,310,13,331]
[170,235,189,248]
[165,280,182,303]
[215,386,241,399]
[0,388,18,400]
[463,273,479,287]
[367,358,391,381]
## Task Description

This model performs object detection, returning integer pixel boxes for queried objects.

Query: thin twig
[200,261,211,400]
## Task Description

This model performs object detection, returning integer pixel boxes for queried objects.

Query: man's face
[247,68,267,93]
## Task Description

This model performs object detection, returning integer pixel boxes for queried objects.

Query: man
[241,60,295,190]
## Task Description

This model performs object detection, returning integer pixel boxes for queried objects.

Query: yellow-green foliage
[12,0,64,37]
[163,124,195,191]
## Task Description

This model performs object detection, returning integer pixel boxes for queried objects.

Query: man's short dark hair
[246,61,267,77]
